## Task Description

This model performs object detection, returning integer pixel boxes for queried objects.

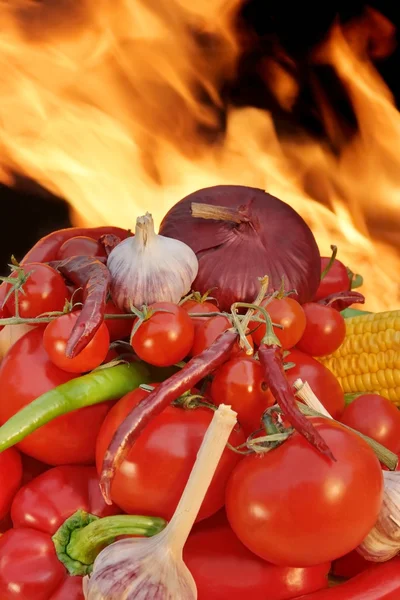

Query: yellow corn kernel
[319,310,400,405]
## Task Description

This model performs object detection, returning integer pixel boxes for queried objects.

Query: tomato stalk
[53,509,166,576]
[320,245,338,281]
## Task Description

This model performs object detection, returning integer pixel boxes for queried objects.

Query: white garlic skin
[358,471,400,562]
[107,213,199,311]
[83,531,197,600]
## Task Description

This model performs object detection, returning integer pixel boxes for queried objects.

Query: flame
[0,1,399,311]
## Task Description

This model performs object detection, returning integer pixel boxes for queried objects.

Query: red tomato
[226,418,383,567]
[190,315,253,358]
[96,386,245,521]
[131,302,194,367]
[57,235,107,260]
[296,303,346,356]
[0,448,22,520]
[210,357,275,435]
[314,258,350,301]
[183,510,331,600]
[43,312,110,373]
[5,263,68,319]
[340,394,400,453]
[251,297,306,350]
[104,300,133,342]
[180,298,217,326]
[285,349,345,419]
[0,328,112,464]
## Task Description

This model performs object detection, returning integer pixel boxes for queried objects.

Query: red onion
[159,185,321,310]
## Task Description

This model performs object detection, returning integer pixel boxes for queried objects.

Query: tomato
[190,315,253,359]
[296,303,346,357]
[5,263,68,319]
[43,312,110,373]
[226,418,383,567]
[0,448,22,520]
[285,349,345,419]
[96,386,245,521]
[183,510,331,600]
[57,235,107,260]
[251,297,306,350]
[104,299,133,342]
[131,302,194,367]
[340,394,400,453]
[210,357,275,435]
[0,328,112,464]
[314,258,350,301]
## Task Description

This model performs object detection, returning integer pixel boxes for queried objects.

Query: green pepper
[0,362,149,452]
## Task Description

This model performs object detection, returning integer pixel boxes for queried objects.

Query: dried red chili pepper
[98,233,122,257]
[295,556,400,599]
[317,290,365,311]
[56,256,111,358]
[0,226,130,328]
[258,344,335,461]
[100,328,238,503]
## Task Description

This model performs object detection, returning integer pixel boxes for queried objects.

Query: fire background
[0,0,398,272]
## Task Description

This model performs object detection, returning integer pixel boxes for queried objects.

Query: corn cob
[319,310,400,405]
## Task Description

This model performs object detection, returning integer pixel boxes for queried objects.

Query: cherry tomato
[0,328,111,464]
[190,315,253,359]
[5,263,68,319]
[0,448,22,520]
[57,235,107,260]
[183,510,331,600]
[314,258,350,301]
[210,357,275,435]
[251,297,306,350]
[226,418,383,567]
[104,299,133,342]
[131,302,194,367]
[340,394,400,453]
[96,386,245,521]
[43,312,110,373]
[285,349,345,419]
[296,303,346,356]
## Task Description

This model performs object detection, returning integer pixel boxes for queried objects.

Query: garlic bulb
[107,213,198,311]
[84,404,237,599]
[358,471,400,562]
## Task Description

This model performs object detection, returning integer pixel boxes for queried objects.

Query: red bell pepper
[0,447,22,521]
[0,465,166,600]
[183,509,331,600]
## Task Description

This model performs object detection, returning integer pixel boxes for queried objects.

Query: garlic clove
[358,471,400,562]
[107,213,199,312]
[84,404,237,599]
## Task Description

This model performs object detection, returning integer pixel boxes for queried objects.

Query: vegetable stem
[166,404,237,550]
[191,202,247,224]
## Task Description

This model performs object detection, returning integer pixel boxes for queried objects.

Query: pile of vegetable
[0,184,399,599]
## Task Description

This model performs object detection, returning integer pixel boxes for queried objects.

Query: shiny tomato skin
[340,394,400,453]
[285,349,345,419]
[296,303,346,357]
[5,263,69,319]
[190,315,253,359]
[226,418,383,567]
[96,387,245,521]
[57,235,107,260]
[131,302,194,367]
[43,312,110,373]
[104,300,133,342]
[184,510,331,600]
[314,258,350,301]
[0,449,23,521]
[0,328,112,464]
[251,298,306,350]
[210,357,275,435]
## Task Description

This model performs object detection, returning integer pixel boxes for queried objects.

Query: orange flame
[0,2,398,311]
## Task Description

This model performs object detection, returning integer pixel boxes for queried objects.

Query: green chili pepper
[0,362,149,452]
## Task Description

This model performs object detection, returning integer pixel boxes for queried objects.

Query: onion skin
[159,185,321,310]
